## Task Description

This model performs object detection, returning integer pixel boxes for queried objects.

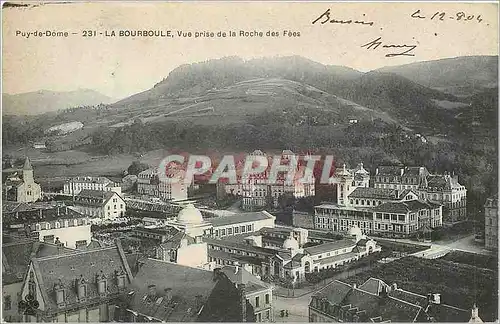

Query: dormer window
[116,269,127,289]
[76,275,87,302]
[54,279,66,308]
[96,271,107,296]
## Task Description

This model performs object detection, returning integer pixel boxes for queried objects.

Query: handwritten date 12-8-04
[411,9,484,23]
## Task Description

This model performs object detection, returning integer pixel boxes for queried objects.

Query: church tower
[334,164,354,206]
[22,157,34,184]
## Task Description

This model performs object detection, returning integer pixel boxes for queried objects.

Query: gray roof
[31,242,133,311]
[304,239,356,256]
[372,200,439,214]
[206,211,273,227]
[349,187,398,199]
[126,258,217,322]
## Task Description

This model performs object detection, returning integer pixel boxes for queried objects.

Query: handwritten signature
[312,9,374,26]
[361,37,417,57]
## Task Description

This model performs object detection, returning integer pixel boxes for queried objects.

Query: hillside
[2,89,114,116]
[376,56,498,97]
[114,56,362,108]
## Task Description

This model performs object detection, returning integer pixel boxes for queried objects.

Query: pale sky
[2,2,498,99]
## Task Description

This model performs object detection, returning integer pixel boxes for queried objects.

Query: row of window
[36,219,85,230]
[214,224,254,237]
[208,245,258,257]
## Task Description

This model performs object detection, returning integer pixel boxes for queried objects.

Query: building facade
[484,194,498,250]
[63,176,121,196]
[137,168,188,201]
[2,202,92,249]
[374,166,467,224]
[73,189,126,220]
[218,150,315,211]
[314,164,444,237]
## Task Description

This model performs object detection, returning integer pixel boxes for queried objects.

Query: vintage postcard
[1,1,498,323]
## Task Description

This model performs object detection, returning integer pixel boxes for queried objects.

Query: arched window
[36,223,41,231]
[46,222,51,230]
[55,222,61,229]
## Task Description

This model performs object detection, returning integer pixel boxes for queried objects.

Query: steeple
[23,157,33,170]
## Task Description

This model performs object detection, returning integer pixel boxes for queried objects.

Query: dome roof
[348,225,363,237]
[177,204,204,225]
[283,235,299,250]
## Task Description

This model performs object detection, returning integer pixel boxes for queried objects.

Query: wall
[176,242,209,267]
[38,225,92,249]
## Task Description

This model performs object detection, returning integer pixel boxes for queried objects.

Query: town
[1,149,496,322]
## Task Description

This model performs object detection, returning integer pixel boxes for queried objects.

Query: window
[398,215,405,222]
[114,205,117,210]
[221,229,226,236]
[74,219,78,226]
[228,228,233,235]
[391,214,397,221]
[376,213,382,220]
[265,294,270,304]
[255,296,260,308]
[247,225,252,232]
[108,206,110,210]
[234,227,239,234]
[383,214,390,220]
[241,226,246,233]
[4,295,11,310]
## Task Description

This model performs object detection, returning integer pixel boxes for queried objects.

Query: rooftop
[31,242,133,311]
[304,239,357,256]
[206,211,274,227]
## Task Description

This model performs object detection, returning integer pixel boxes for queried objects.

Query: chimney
[237,283,247,322]
[234,262,240,274]
[471,304,480,320]
[392,283,398,291]
[195,236,202,244]
[352,283,357,290]
[148,284,157,297]
[433,293,441,304]
[400,168,404,177]
[164,288,172,302]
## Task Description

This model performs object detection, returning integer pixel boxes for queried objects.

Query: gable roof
[304,239,356,256]
[220,265,269,294]
[29,241,133,311]
[75,189,120,207]
[3,205,87,226]
[2,239,77,285]
[372,200,438,214]
[349,188,398,200]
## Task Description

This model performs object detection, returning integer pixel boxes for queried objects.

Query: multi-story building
[206,226,381,282]
[485,194,498,250]
[63,176,121,196]
[115,258,253,322]
[221,264,274,322]
[425,174,467,223]
[73,189,126,220]
[137,167,188,201]
[314,164,443,236]
[373,165,467,223]
[309,278,476,322]
[2,202,92,249]
[2,238,77,322]
[218,150,315,211]
[18,241,133,322]
[3,157,42,203]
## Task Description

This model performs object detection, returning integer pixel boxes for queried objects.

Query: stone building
[3,157,42,203]
[73,189,126,221]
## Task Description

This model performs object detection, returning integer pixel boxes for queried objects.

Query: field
[344,256,498,322]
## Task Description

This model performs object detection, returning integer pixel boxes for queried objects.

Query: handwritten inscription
[312,9,374,26]
[361,37,417,57]
[411,9,483,23]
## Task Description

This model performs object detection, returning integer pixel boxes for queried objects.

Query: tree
[127,161,149,175]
